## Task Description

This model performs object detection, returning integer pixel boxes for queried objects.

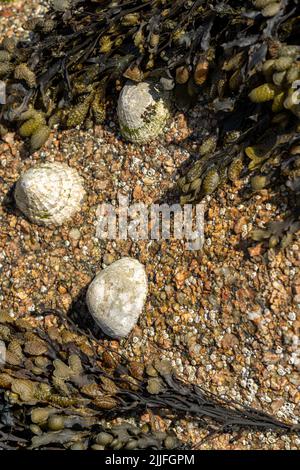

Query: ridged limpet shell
[117,81,170,144]
[86,257,148,338]
[14,162,85,226]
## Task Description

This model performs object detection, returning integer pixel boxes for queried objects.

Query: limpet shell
[14,162,86,226]
[117,81,170,144]
[86,257,148,338]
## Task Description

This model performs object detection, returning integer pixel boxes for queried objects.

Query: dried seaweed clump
[0,309,299,450]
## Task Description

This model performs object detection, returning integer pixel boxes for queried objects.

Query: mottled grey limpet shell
[86,257,148,338]
[117,81,170,144]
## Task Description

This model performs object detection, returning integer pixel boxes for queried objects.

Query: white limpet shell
[86,257,148,338]
[14,162,86,226]
[117,80,170,144]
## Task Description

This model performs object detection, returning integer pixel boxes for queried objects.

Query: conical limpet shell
[117,81,170,144]
[14,162,85,226]
[86,257,148,338]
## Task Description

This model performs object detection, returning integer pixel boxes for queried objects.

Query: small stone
[86,257,148,338]
[69,228,81,240]
[102,253,115,265]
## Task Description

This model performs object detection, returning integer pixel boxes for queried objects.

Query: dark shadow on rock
[66,283,108,342]
[2,183,17,216]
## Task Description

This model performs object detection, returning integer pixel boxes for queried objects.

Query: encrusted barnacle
[202,167,220,195]
[147,377,164,395]
[14,64,36,88]
[249,83,278,103]
[30,125,51,152]
[14,162,86,226]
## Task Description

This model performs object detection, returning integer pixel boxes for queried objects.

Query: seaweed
[0,309,299,449]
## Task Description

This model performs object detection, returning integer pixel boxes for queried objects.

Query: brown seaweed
[0,309,299,450]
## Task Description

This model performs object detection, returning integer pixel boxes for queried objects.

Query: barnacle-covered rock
[14,162,86,226]
[117,81,170,144]
[86,257,148,338]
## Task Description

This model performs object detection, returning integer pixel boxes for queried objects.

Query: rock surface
[14,162,85,226]
[117,80,170,144]
[86,257,148,338]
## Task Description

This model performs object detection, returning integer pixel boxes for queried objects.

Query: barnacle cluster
[0,309,298,450]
